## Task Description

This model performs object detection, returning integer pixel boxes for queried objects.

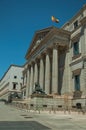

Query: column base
[52,93,59,95]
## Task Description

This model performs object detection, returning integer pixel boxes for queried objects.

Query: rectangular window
[73,42,79,55]
[74,75,80,91]
[13,82,18,90]
[13,83,16,90]
[24,91,26,96]
[74,20,78,29]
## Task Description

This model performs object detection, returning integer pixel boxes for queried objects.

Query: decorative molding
[71,32,80,43]
[53,43,59,49]
[80,16,86,25]
[72,68,81,75]
[72,53,81,60]
[70,56,82,66]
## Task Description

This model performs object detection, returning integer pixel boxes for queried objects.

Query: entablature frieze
[26,43,69,66]
[47,36,70,49]
[38,52,46,60]
[43,48,52,55]
[52,43,59,49]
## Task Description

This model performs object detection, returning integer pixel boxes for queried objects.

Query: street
[0,102,86,130]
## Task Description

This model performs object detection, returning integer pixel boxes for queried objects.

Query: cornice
[35,26,55,34]
[70,56,82,66]
[62,4,86,28]
[71,24,81,34]
[21,84,26,89]
[0,83,9,91]
[70,54,86,66]
[0,64,23,82]
[80,16,86,25]
[71,32,81,42]
[0,89,9,97]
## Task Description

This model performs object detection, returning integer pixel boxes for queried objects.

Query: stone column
[29,65,33,95]
[34,62,38,84]
[45,51,50,94]
[52,45,58,94]
[39,56,44,90]
[84,25,86,55]
[26,68,30,98]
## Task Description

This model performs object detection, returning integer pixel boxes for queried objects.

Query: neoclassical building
[22,5,86,106]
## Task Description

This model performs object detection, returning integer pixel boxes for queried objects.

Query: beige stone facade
[22,27,70,96]
[0,65,24,100]
[22,5,86,108]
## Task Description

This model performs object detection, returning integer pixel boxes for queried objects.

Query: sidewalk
[0,102,86,130]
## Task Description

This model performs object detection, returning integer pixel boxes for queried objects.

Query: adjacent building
[0,65,24,100]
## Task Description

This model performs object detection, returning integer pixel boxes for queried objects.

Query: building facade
[0,65,24,100]
[22,5,86,107]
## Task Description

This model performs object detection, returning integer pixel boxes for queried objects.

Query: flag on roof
[51,16,59,23]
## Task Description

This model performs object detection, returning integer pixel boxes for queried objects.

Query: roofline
[62,4,86,28]
[25,26,57,59]
[35,26,56,34]
[0,64,23,81]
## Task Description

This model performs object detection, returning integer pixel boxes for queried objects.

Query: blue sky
[0,0,86,79]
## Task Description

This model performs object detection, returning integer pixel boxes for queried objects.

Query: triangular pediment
[25,26,55,59]
[25,26,70,60]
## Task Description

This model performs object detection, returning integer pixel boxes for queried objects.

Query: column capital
[27,64,31,69]
[29,61,35,67]
[53,43,59,49]
[40,53,45,59]
[44,48,52,55]
[35,57,40,63]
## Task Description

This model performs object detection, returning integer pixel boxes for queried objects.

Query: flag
[51,16,59,23]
